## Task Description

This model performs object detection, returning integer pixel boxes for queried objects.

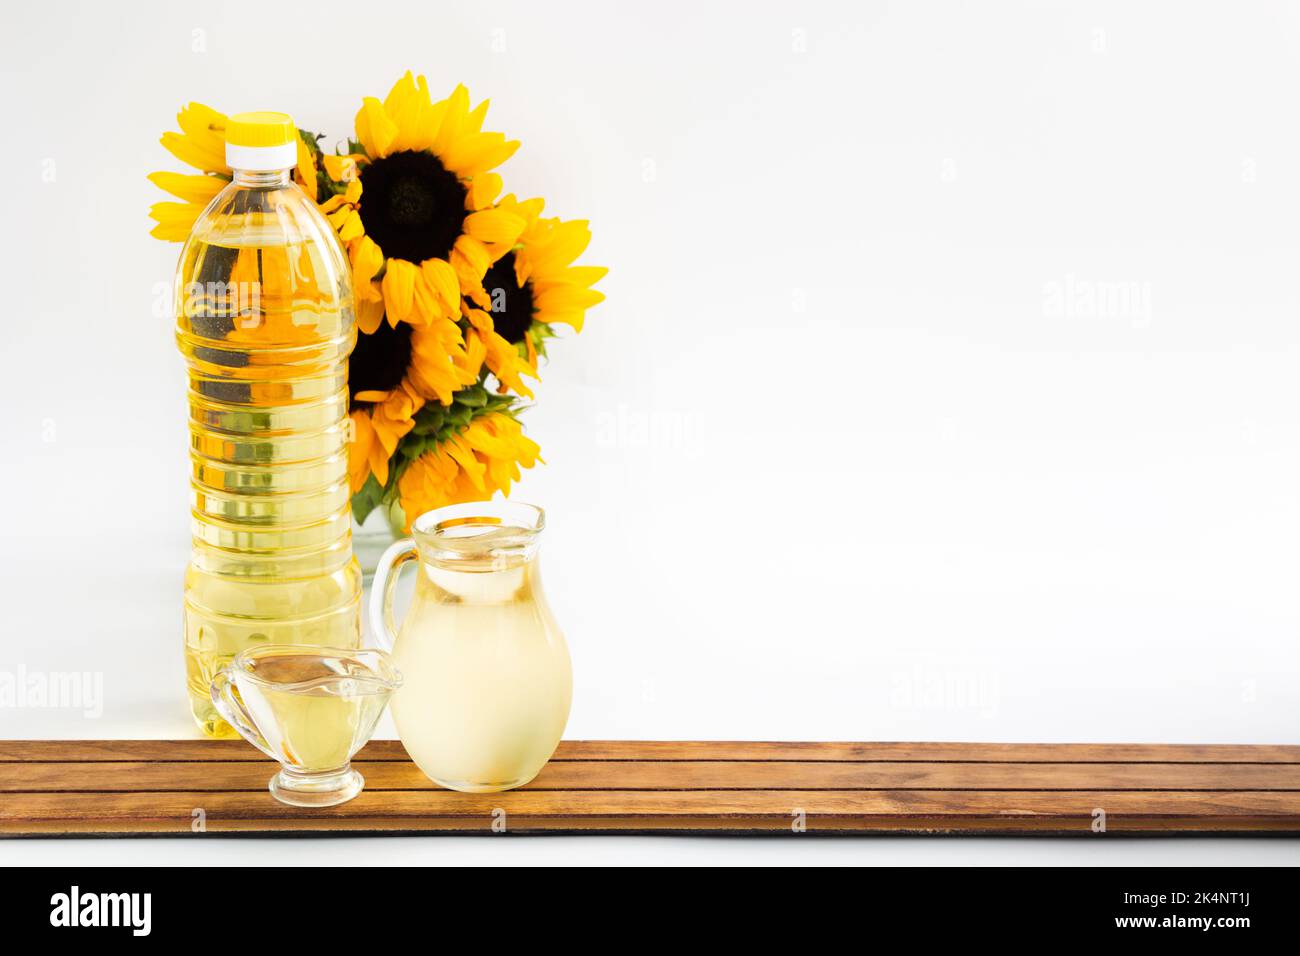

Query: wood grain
[4,760,1299,793]
[1,739,1297,835]
[2,739,1296,763]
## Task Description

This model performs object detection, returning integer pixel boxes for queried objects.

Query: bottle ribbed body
[176,172,361,737]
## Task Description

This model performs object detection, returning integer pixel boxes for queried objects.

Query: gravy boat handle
[210,668,277,760]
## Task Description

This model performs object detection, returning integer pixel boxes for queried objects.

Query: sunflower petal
[511,196,546,224]
[295,139,317,201]
[430,84,471,155]
[456,324,488,377]
[534,285,606,312]
[348,410,375,493]
[337,210,364,243]
[355,96,399,159]
[473,323,537,399]
[356,294,385,334]
[147,171,226,204]
[176,103,226,143]
[467,172,504,211]
[420,258,460,316]
[322,153,361,182]
[325,205,352,229]
[148,201,204,241]
[349,235,385,289]
[383,70,417,116]
[413,75,445,149]
[444,437,486,490]
[381,258,417,323]
[451,235,491,279]
[542,310,590,332]
[464,208,526,245]
[385,71,430,153]
[368,439,391,487]
[559,265,608,289]
[465,99,489,135]
[441,132,520,178]
[170,102,229,173]
[451,237,493,307]
[161,131,225,175]
[529,220,593,274]
[464,307,494,335]
[411,271,442,324]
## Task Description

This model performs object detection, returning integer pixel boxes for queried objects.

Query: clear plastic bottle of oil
[175,112,361,737]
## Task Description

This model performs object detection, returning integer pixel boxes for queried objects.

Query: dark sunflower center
[349,320,413,406]
[482,252,535,344]
[358,150,467,263]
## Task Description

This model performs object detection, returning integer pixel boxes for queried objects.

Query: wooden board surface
[1,740,1297,836]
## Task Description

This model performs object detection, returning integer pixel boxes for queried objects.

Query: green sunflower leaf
[389,385,530,471]
[350,473,386,525]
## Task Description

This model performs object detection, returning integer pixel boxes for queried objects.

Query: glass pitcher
[370,502,571,793]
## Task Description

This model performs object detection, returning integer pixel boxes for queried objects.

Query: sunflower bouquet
[149,73,605,529]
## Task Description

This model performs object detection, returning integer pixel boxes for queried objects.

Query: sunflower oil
[233,651,393,772]
[380,506,571,792]
[175,113,361,737]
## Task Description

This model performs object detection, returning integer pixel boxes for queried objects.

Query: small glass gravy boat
[211,645,401,807]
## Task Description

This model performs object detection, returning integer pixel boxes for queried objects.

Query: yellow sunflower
[395,412,541,528]
[320,74,528,495]
[464,195,607,397]
[148,103,319,240]
[316,73,527,353]
[345,316,474,493]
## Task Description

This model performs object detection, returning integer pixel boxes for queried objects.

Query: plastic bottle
[174,112,361,736]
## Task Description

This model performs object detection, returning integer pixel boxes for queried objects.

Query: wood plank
[2,739,1297,764]
[2,789,1298,835]
[8,817,1296,834]
[542,741,1300,764]
[1,740,1297,836]
[3,759,1298,793]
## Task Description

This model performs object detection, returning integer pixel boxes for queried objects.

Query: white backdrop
[1,0,1297,863]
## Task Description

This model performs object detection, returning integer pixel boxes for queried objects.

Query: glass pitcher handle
[210,668,277,760]
[370,537,418,652]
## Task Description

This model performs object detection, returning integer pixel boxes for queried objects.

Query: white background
[0,0,1297,865]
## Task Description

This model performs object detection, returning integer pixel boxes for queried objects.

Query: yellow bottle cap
[224,112,299,171]
[225,112,297,148]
